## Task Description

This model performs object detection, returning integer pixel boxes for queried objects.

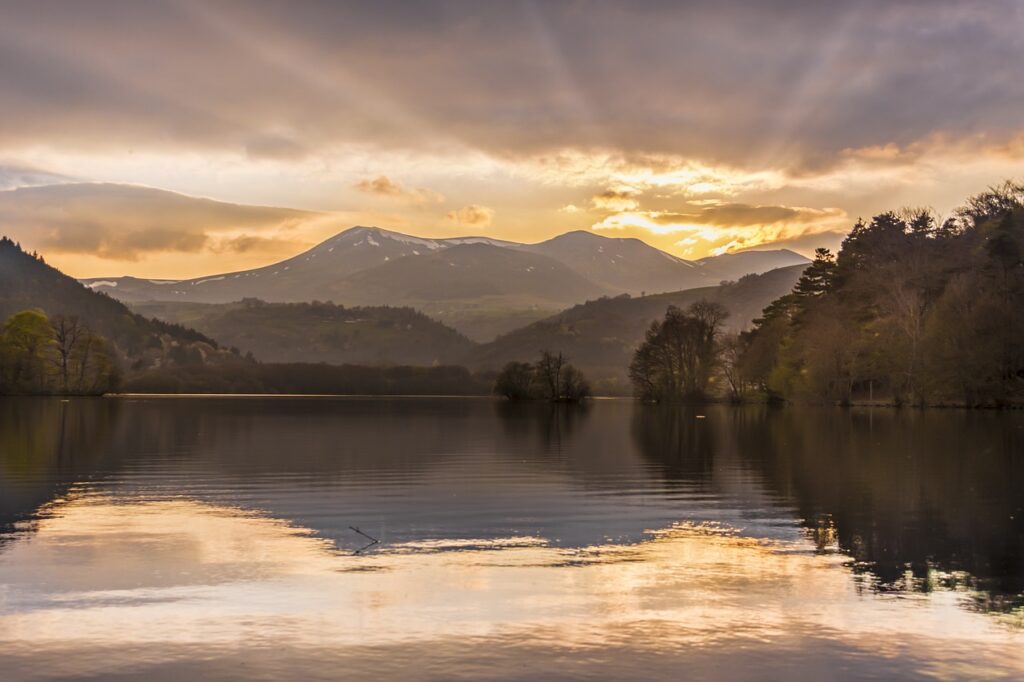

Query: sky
[1,0,1024,278]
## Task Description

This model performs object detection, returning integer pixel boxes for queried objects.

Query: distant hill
[0,237,224,368]
[82,225,808,340]
[469,265,807,393]
[131,299,475,366]
[516,230,710,294]
[696,249,810,281]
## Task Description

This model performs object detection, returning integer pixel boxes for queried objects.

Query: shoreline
[1,393,1019,409]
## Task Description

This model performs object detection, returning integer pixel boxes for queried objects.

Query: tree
[51,315,85,393]
[0,310,119,395]
[629,300,728,402]
[1,310,54,394]
[536,351,566,400]
[558,364,591,402]
[720,333,747,403]
[494,361,535,400]
[493,352,590,402]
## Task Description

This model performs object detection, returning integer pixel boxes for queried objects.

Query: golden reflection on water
[1,493,1023,680]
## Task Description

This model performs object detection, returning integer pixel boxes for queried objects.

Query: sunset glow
[1,2,1022,276]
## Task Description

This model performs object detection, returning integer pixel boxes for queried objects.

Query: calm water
[0,397,1022,680]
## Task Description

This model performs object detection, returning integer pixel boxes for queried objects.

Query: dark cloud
[654,203,843,227]
[0,1,1021,170]
[0,183,317,260]
[591,189,638,211]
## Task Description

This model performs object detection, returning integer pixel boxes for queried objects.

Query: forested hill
[738,182,1024,407]
[130,299,476,366]
[470,265,805,393]
[0,237,222,367]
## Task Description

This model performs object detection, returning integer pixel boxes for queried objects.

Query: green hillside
[131,299,476,366]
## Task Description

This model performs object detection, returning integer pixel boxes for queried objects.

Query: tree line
[123,359,492,395]
[735,181,1024,406]
[623,181,1024,407]
[0,309,119,395]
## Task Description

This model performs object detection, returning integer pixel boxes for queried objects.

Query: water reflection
[3,494,1023,680]
[0,397,1023,679]
[726,408,1024,610]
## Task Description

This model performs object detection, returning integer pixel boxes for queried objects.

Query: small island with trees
[494,351,590,402]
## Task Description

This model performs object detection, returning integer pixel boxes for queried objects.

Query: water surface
[0,397,1022,680]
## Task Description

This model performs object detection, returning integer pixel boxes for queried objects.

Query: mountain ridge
[82,225,809,341]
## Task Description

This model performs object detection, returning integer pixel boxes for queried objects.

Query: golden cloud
[592,203,848,256]
[354,176,444,205]
[446,204,494,228]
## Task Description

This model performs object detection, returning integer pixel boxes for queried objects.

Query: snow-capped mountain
[81,226,808,339]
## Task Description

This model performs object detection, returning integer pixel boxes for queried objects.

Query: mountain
[696,249,810,281]
[468,265,807,393]
[130,299,475,366]
[83,226,809,340]
[517,230,712,294]
[0,237,224,367]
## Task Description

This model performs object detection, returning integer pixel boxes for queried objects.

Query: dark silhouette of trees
[493,351,590,401]
[739,181,1024,406]
[494,361,535,400]
[629,300,728,402]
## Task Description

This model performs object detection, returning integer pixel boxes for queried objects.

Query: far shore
[3,393,1015,409]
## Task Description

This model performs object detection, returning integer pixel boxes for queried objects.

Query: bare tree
[51,315,84,393]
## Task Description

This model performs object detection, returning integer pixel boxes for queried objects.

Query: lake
[0,397,1022,680]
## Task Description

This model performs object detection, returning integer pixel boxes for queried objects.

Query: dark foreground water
[0,397,1022,680]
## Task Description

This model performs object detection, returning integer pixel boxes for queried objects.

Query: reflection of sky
[1,495,1021,680]
[109,445,804,552]
[58,399,806,551]
[1,398,1024,678]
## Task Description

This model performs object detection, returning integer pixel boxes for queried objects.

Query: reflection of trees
[629,403,1024,613]
[733,408,1024,611]
[630,405,716,482]
[494,400,591,455]
[0,398,121,546]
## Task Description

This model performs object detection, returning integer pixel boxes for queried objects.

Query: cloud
[354,175,444,204]
[652,203,845,228]
[210,234,308,255]
[591,189,639,212]
[244,134,309,161]
[592,202,848,255]
[0,2,1021,266]
[0,163,74,191]
[446,204,494,228]
[0,183,318,260]
[0,1,1021,173]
